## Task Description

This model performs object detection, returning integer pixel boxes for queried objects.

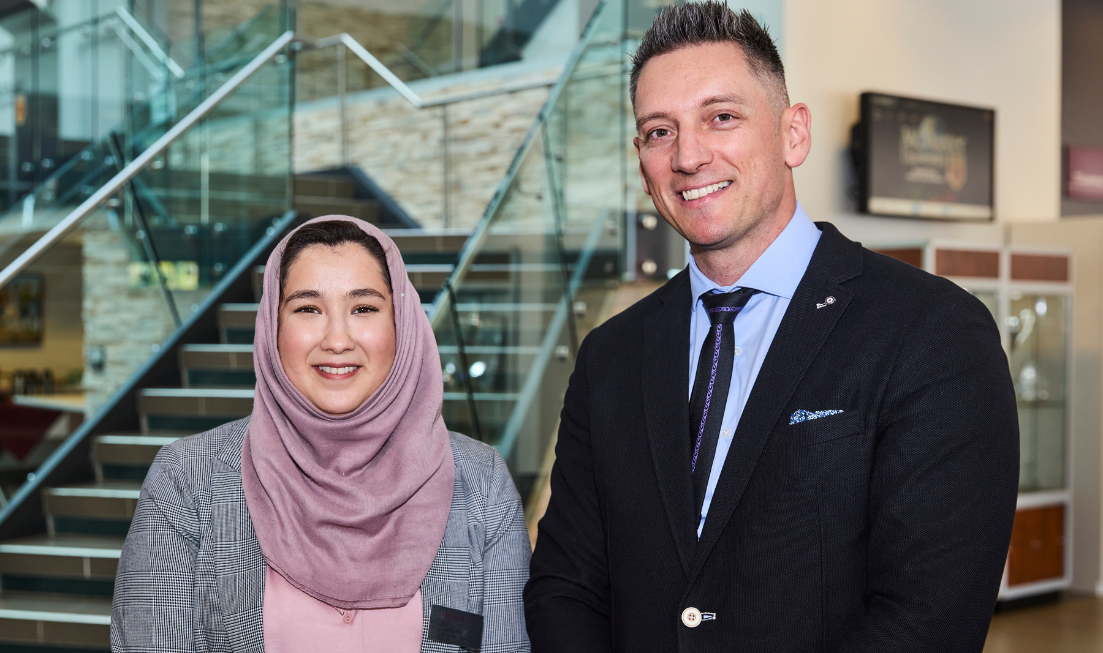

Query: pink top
[263,567,423,652]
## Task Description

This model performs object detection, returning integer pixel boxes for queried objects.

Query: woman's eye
[353,305,379,314]
[293,305,320,314]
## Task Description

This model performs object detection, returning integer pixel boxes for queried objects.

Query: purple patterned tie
[689,287,759,522]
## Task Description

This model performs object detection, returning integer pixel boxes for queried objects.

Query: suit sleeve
[524,334,614,653]
[111,448,201,652]
[830,289,1019,652]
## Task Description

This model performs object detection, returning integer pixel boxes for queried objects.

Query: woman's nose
[320,316,355,353]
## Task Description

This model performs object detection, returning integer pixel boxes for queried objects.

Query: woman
[112,216,531,652]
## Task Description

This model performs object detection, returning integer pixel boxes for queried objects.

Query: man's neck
[691,199,796,287]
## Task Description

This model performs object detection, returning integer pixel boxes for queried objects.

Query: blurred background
[0,0,1097,649]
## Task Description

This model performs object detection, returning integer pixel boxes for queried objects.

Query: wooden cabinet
[1007,504,1065,586]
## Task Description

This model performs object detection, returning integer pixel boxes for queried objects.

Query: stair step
[139,388,254,420]
[43,483,142,521]
[293,174,357,198]
[218,303,260,343]
[180,344,254,371]
[0,591,110,649]
[93,434,183,468]
[0,535,123,580]
[293,196,380,223]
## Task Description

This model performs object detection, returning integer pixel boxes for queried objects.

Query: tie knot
[702,288,759,325]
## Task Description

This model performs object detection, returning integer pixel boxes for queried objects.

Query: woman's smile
[314,364,361,379]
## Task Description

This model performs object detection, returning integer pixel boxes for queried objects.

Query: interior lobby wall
[1061,0,1103,217]
[783,0,1061,245]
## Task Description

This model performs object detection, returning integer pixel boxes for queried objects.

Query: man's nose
[672,127,712,173]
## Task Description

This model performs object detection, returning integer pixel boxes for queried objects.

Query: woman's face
[277,242,396,415]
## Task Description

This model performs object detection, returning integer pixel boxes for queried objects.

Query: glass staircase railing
[297,0,572,82]
[428,0,630,495]
[0,3,291,273]
[0,29,296,505]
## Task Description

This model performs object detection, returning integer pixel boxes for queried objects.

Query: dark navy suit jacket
[525,222,1019,652]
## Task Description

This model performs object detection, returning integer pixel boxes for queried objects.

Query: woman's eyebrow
[349,288,387,300]
[283,289,321,304]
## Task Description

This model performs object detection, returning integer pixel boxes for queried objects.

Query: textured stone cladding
[294,81,553,229]
[81,218,203,412]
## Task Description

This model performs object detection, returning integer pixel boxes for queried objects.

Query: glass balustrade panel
[431,0,626,499]
[0,45,292,504]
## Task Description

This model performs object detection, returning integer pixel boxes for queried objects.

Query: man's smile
[679,180,732,202]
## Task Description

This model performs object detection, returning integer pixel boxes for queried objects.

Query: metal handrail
[308,33,560,109]
[115,6,186,79]
[0,30,295,292]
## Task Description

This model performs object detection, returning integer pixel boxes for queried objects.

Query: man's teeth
[319,366,357,374]
[681,180,731,201]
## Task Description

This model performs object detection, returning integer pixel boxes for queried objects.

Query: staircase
[0,228,473,651]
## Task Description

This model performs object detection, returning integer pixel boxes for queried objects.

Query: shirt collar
[689,201,821,302]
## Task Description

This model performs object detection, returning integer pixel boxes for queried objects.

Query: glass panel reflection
[1008,292,1068,492]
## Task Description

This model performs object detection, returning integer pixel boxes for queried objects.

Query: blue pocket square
[790,409,844,425]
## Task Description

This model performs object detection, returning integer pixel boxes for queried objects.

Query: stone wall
[81,215,203,412]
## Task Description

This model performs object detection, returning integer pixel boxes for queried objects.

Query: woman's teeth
[318,366,357,374]
[681,180,731,201]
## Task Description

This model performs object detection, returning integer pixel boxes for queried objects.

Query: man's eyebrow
[349,288,387,300]
[635,94,752,132]
[282,289,320,304]
[700,93,751,108]
[635,111,672,132]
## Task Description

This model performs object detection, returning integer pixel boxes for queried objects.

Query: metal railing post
[337,43,348,166]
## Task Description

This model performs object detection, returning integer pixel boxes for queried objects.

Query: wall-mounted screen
[854,92,995,221]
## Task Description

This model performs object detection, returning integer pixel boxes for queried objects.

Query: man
[524,3,1019,652]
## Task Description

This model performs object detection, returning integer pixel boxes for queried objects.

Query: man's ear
[781,103,812,169]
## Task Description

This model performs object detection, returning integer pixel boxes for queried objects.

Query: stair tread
[44,481,142,498]
[0,534,124,558]
[180,344,254,352]
[140,388,254,398]
[293,195,378,205]
[0,591,112,623]
[94,433,188,446]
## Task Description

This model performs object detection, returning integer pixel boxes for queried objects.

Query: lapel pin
[816,296,836,309]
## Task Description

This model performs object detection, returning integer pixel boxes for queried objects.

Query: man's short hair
[630,2,789,115]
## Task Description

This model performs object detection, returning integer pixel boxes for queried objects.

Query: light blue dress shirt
[689,202,821,537]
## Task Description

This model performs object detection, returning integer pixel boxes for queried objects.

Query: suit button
[681,607,702,628]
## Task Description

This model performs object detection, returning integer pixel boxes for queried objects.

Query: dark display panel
[856,92,995,221]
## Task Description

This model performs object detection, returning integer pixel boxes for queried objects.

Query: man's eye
[649,128,670,139]
[716,113,734,122]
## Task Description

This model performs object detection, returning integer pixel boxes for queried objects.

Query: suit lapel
[642,270,696,576]
[689,224,863,580]
[212,420,267,653]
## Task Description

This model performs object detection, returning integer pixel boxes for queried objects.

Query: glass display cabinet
[872,242,1072,601]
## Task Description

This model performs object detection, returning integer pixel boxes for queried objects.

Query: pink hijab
[241,215,455,610]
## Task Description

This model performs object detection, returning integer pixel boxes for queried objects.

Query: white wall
[784,0,1062,245]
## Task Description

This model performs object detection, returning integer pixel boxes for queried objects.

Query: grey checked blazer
[111,418,531,652]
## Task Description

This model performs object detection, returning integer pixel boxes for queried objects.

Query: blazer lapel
[689,224,863,580]
[212,421,267,653]
[642,270,696,576]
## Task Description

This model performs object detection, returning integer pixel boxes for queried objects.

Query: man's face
[633,42,791,253]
